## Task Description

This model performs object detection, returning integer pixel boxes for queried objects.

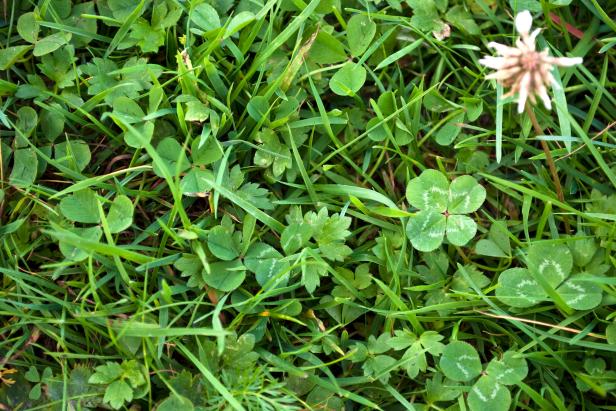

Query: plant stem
[525,104,571,234]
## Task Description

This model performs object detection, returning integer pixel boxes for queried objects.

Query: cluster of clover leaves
[496,242,603,310]
[439,340,528,411]
[405,170,486,252]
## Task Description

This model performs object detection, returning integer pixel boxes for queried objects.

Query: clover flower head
[479,10,583,113]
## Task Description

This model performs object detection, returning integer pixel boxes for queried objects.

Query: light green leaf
[59,226,102,261]
[0,45,32,70]
[158,395,194,411]
[467,375,511,411]
[208,225,240,261]
[476,221,511,257]
[33,32,72,57]
[309,31,347,64]
[180,169,214,196]
[224,11,255,38]
[191,3,220,31]
[54,140,91,172]
[447,175,486,214]
[439,341,482,382]
[446,214,477,247]
[184,101,209,122]
[192,134,223,165]
[107,195,134,233]
[10,148,38,187]
[152,137,190,177]
[445,5,480,35]
[205,260,246,292]
[245,242,289,287]
[435,112,465,145]
[17,12,40,43]
[406,210,446,252]
[104,380,133,410]
[406,169,449,211]
[495,267,547,308]
[281,223,312,254]
[60,189,100,224]
[556,277,603,310]
[329,62,366,96]
[347,14,376,57]
[527,242,572,288]
[486,351,528,385]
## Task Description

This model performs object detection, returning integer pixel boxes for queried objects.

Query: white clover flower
[479,10,583,113]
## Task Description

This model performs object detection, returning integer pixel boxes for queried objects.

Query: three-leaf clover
[406,170,486,252]
[496,242,603,310]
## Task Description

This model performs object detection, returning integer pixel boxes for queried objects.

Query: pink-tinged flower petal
[479,56,507,69]
[515,10,533,35]
[517,72,531,113]
[485,66,521,80]
[546,56,583,67]
[537,83,552,110]
[528,28,541,48]
[487,42,522,56]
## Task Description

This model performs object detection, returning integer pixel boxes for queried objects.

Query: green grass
[1,0,616,410]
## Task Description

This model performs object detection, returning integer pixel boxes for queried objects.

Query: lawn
[1,0,616,410]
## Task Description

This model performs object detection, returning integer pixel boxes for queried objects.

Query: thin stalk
[525,104,571,234]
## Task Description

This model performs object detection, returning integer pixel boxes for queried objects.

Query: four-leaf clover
[406,170,486,252]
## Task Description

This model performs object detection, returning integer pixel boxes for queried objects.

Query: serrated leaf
[104,379,133,410]
[89,362,124,385]
[60,189,100,224]
[406,169,449,211]
[347,14,376,57]
[329,62,366,96]
[467,375,511,411]
[439,341,482,382]
[406,210,446,252]
[496,267,547,308]
[447,175,486,214]
[486,351,528,385]
[527,242,572,288]
[446,214,477,246]
[556,277,603,310]
[107,195,134,233]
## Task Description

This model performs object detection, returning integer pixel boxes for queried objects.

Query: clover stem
[525,103,571,234]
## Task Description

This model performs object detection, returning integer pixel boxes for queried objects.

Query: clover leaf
[496,242,603,310]
[406,170,486,252]
[467,375,511,411]
[439,341,482,382]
